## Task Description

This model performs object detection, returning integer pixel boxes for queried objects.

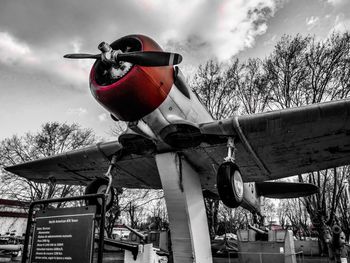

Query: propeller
[64,41,182,67]
[118,51,182,67]
[64,53,100,59]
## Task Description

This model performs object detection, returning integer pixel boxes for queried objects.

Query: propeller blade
[63,53,101,59]
[118,51,182,66]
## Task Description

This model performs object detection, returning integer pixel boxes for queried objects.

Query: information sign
[29,206,96,263]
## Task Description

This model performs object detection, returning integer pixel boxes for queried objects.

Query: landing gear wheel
[217,161,244,208]
[85,178,115,212]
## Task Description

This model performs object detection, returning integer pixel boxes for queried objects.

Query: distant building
[112,224,130,240]
[0,199,29,237]
[268,221,283,231]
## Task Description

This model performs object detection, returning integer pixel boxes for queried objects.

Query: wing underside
[4,141,162,188]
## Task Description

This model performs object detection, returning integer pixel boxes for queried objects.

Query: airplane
[4,34,350,263]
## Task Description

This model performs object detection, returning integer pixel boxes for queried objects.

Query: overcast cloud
[0,0,286,85]
[1,0,350,139]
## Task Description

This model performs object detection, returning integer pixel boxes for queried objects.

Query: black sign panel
[30,206,96,263]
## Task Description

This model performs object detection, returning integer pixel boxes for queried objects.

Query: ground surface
[4,252,339,262]
[213,255,337,263]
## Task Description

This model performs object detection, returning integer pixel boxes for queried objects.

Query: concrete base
[156,152,213,263]
[237,229,297,263]
[124,244,164,263]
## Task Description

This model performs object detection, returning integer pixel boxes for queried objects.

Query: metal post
[21,203,35,263]
[156,152,213,263]
[98,195,106,263]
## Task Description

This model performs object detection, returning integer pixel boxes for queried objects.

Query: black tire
[217,162,244,208]
[85,178,115,212]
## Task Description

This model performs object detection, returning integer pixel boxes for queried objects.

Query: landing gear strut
[217,137,244,208]
[85,155,118,212]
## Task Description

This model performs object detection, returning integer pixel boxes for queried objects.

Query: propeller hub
[98,42,111,53]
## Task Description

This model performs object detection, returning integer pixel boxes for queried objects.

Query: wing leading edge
[5,99,350,188]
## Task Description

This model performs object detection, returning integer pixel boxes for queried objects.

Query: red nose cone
[90,35,174,121]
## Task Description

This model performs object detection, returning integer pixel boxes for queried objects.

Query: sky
[0,0,350,141]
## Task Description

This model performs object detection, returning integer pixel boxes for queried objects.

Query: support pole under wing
[155,152,213,263]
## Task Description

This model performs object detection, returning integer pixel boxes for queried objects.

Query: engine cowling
[89,35,174,121]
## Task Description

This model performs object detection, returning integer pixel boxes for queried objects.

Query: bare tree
[217,205,252,235]
[105,187,123,237]
[0,122,96,203]
[191,59,239,119]
[304,33,350,103]
[119,189,165,229]
[228,58,271,114]
[204,198,220,239]
[297,168,347,253]
[264,34,311,109]
[337,166,350,240]
[277,198,312,238]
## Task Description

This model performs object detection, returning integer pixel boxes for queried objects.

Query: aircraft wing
[5,99,350,190]
[200,98,350,182]
[4,141,162,188]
